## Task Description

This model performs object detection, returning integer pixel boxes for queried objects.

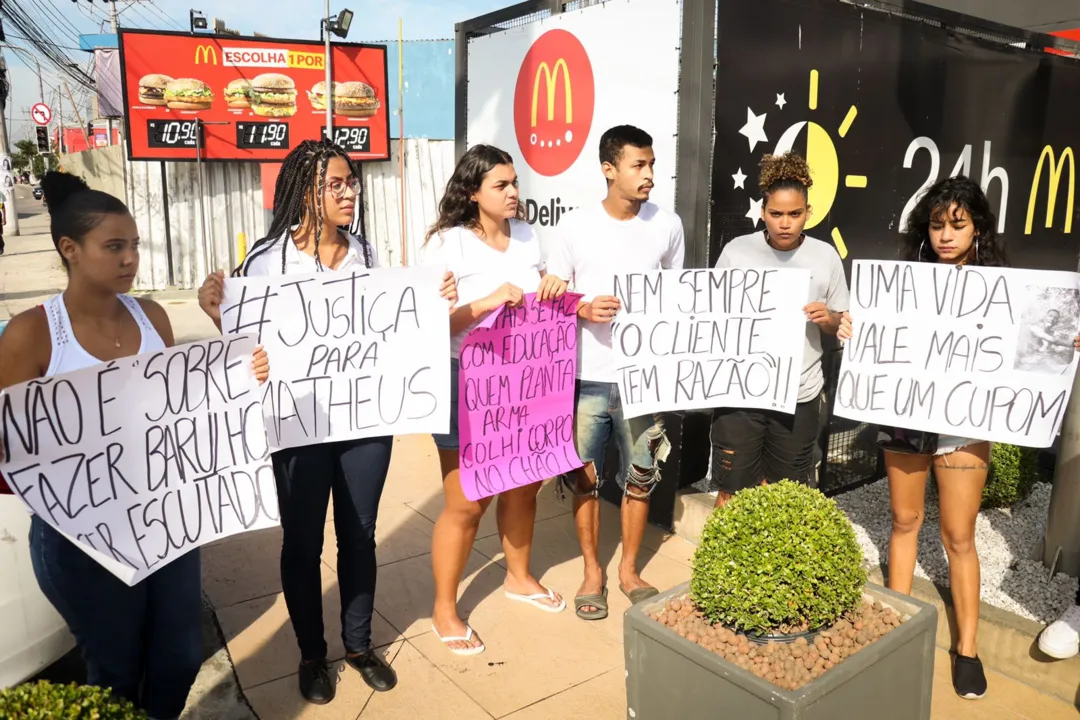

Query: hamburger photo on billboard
[334,81,380,118]
[307,81,340,112]
[251,74,297,118]
[224,78,252,109]
[138,74,173,106]
[164,78,213,110]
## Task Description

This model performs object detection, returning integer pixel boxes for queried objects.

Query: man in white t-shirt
[547,125,685,619]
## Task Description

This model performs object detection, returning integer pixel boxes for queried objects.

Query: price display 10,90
[323,126,371,154]
[146,119,201,149]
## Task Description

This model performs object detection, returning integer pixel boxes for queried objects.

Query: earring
[918,239,926,260]
[975,237,980,261]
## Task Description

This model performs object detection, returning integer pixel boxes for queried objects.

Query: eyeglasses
[326,177,361,200]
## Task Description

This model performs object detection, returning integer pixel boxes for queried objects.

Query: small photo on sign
[1014,286,1080,375]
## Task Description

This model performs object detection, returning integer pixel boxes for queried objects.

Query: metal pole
[324,2,333,143]
[35,57,45,105]
[0,54,20,236]
[398,17,406,267]
[195,118,210,278]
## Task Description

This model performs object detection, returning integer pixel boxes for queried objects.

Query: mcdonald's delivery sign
[513,30,595,177]
[1026,145,1075,235]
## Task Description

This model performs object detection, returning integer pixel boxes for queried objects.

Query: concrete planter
[624,582,937,720]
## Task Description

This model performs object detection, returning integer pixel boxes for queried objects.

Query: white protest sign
[0,335,277,586]
[221,266,451,450]
[835,260,1080,447]
[611,268,812,418]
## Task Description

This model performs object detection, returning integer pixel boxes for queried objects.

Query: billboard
[711,0,1080,272]
[465,0,682,254]
[118,30,390,162]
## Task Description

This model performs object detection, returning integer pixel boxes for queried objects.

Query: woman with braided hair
[198,139,457,705]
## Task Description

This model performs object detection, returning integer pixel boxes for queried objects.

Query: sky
[3,0,506,142]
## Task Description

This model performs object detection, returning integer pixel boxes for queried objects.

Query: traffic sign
[31,103,52,126]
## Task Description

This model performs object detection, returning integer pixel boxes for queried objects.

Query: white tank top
[43,294,165,377]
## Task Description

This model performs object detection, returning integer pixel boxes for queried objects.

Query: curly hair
[425,145,526,243]
[901,176,1008,268]
[758,152,813,199]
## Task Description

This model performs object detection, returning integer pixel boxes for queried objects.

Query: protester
[197,139,457,704]
[1040,590,1080,660]
[0,171,268,720]
[709,152,847,508]
[837,175,1044,699]
[547,125,684,620]
[420,144,568,656]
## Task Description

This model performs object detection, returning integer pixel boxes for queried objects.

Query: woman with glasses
[197,140,457,705]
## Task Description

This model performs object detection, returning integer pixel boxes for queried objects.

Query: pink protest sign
[458,292,585,501]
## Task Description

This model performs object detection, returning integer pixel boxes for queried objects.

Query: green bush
[691,480,867,634]
[0,681,146,719]
[982,443,1043,509]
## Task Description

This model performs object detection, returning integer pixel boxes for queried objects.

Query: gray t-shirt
[715,232,849,402]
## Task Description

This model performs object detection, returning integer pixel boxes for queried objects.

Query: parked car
[32,185,43,201]
[0,497,75,688]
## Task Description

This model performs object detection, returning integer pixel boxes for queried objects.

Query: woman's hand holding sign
[537,273,568,302]
[440,271,458,311]
[198,270,225,330]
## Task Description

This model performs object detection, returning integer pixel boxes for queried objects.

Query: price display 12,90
[146,119,201,149]
[236,122,290,150]
[323,126,371,154]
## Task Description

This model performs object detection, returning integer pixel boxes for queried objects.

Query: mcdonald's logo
[513,30,594,177]
[531,59,573,127]
[1025,145,1075,234]
[194,45,218,65]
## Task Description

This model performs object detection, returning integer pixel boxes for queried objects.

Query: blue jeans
[29,515,203,719]
[566,380,669,498]
[272,436,393,660]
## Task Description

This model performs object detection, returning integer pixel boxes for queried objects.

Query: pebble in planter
[624,481,938,720]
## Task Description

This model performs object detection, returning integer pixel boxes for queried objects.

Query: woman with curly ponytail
[420,144,568,656]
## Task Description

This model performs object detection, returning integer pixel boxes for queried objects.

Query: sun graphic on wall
[733,70,866,259]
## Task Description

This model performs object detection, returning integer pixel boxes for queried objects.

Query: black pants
[710,395,822,494]
[272,436,393,660]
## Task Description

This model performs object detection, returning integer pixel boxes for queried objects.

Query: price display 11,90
[323,126,371,154]
[236,122,290,150]
[146,119,201,149]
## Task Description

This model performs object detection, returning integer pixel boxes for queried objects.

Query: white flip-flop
[504,588,567,614]
[430,623,486,656]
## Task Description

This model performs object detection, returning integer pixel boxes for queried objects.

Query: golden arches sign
[1026,145,1075,235]
[530,58,572,128]
[194,45,218,65]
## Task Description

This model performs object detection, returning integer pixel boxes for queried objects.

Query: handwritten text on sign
[612,268,812,418]
[221,266,451,450]
[458,293,585,501]
[835,260,1080,447]
[0,336,276,585]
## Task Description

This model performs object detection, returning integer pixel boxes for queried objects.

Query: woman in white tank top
[0,172,268,720]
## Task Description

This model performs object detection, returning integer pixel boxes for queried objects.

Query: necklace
[72,310,125,349]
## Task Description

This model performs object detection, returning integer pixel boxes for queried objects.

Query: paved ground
[3,186,1078,719]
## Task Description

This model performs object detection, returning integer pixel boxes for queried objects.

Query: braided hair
[235,139,372,276]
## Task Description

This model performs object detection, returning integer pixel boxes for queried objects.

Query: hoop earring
[975,237,980,261]
[918,239,926,260]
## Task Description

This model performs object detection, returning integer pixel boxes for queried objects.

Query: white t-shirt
[420,219,544,358]
[547,202,685,383]
[238,227,378,276]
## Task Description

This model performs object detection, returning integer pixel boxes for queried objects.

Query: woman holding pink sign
[421,144,569,656]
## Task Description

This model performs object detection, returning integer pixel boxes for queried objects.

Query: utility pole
[62,82,91,151]
[0,54,20,236]
[109,0,119,32]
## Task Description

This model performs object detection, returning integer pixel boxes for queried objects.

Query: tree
[11,139,37,172]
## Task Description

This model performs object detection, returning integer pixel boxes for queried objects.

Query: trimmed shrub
[0,681,146,719]
[691,481,867,635]
[982,443,1043,509]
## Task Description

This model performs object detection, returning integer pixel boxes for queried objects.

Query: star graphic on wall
[745,197,763,226]
[776,93,787,109]
[732,168,747,189]
[739,108,768,152]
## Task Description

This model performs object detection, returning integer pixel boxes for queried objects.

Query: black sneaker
[952,654,987,700]
[346,649,398,692]
[298,658,337,705]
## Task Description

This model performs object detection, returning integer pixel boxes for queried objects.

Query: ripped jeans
[566,380,670,498]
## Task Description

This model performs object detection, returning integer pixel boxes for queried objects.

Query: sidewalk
[3,192,1077,718]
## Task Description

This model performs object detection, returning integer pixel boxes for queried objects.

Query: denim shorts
[567,380,669,497]
[432,359,459,451]
[877,427,984,456]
